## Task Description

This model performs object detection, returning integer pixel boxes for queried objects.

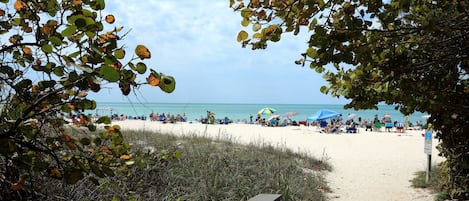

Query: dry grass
[37,129,331,201]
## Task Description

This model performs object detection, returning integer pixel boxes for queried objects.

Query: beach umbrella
[307,109,340,121]
[268,114,281,121]
[283,111,298,118]
[421,115,431,119]
[347,113,357,120]
[257,107,278,115]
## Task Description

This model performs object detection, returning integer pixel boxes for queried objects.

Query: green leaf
[80,138,91,146]
[252,23,262,32]
[306,48,318,58]
[100,66,120,82]
[62,25,77,37]
[91,0,106,10]
[11,18,21,26]
[41,44,53,54]
[320,85,328,93]
[128,63,136,71]
[159,74,176,93]
[114,49,125,59]
[65,169,84,184]
[101,166,115,177]
[87,124,96,131]
[96,116,111,124]
[74,17,87,28]
[90,164,105,178]
[50,36,62,46]
[135,62,147,74]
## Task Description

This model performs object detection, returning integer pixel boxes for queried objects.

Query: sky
[87,1,348,105]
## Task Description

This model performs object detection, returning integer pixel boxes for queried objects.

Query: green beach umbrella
[257,107,278,115]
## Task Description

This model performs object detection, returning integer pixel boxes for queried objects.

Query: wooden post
[248,194,282,201]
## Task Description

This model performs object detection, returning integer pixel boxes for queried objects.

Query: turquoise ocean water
[90,102,427,124]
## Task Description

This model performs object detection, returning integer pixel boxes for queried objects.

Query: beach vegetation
[32,129,331,200]
[231,1,468,199]
[410,164,451,201]
[0,0,175,199]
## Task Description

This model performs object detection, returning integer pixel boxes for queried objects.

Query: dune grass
[410,165,446,200]
[38,129,331,200]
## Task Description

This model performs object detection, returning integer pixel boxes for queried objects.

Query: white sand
[116,120,443,201]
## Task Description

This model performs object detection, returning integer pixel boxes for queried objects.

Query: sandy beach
[117,120,443,201]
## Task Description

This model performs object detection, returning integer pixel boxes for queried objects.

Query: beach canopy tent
[307,109,341,121]
[96,106,114,117]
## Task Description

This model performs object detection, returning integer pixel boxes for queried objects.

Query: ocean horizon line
[95,101,390,107]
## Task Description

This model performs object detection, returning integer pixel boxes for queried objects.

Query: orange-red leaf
[67,103,75,110]
[146,74,160,86]
[77,92,88,97]
[22,46,32,55]
[14,0,26,11]
[105,14,115,24]
[120,154,131,160]
[10,178,25,191]
[63,134,71,142]
[72,0,82,5]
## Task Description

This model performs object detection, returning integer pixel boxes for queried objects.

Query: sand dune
[117,120,443,201]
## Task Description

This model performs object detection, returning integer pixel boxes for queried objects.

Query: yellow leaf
[105,14,115,24]
[120,154,131,160]
[135,45,151,59]
[48,169,62,179]
[237,30,249,42]
[146,74,160,86]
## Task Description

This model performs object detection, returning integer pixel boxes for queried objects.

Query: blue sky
[88,1,347,105]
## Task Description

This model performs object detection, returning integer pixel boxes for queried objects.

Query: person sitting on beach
[330,125,340,133]
[324,124,340,134]
[364,120,372,131]
[346,122,358,133]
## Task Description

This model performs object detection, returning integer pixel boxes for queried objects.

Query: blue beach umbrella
[307,109,340,121]
[258,107,278,115]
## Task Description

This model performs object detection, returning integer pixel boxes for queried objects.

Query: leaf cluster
[231,0,468,199]
[0,0,175,199]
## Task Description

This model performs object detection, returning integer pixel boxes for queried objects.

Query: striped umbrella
[257,107,278,115]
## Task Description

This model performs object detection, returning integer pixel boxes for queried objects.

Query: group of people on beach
[306,113,427,134]
[149,112,187,123]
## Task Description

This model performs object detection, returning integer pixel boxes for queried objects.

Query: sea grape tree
[0,0,175,199]
[231,0,468,199]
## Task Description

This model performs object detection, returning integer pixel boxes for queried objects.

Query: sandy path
[117,120,443,201]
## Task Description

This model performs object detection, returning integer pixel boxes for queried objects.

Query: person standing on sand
[249,114,253,124]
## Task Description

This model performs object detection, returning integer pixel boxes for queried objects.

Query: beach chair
[374,121,382,132]
[395,122,405,133]
[385,122,393,132]
[346,123,358,133]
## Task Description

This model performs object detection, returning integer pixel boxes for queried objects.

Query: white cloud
[91,1,347,104]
